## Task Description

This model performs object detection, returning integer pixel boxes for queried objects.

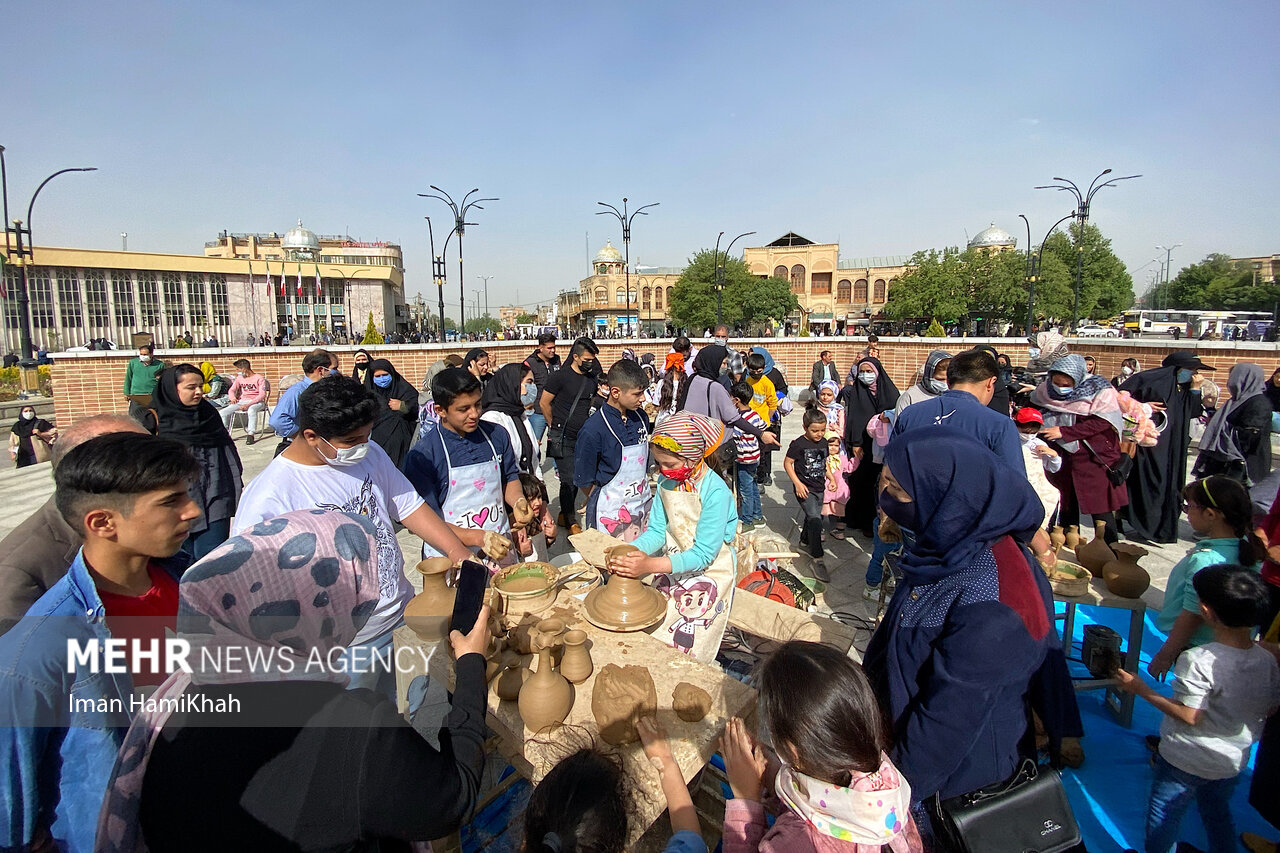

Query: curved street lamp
[1,149,97,357]
[596,197,658,338]
[1035,168,1141,330]
[1018,212,1077,333]
[419,186,497,332]
[711,230,756,327]
[326,266,370,342]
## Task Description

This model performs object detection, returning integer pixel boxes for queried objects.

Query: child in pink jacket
[719,642,923,853]
[822,431,858,540]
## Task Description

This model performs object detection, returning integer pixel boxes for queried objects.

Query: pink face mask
[867,414,892,447]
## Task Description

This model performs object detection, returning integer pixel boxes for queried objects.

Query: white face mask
[714,336,728,348]
[1027,348,1040,359]
[929,379,948,394]
[140,354,152,363]
[318,437,370,467]
[858,371,877,386]
[1120,366,1133,376]
[21,411,34,420]
[1019,432,1035,445]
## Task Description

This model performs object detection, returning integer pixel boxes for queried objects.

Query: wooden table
[1053,577,1147,728]
[394,585,757,847]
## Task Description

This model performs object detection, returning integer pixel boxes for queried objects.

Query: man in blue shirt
[269,348,338,455]
[574,360,652,539]
[0,433,200,853]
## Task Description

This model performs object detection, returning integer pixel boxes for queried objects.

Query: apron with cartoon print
[592,410,653,542]
[421,427,515,570]
[648,483,735,662]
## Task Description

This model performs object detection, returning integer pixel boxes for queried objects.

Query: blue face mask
[373,374,393,388]
[1177,369,1193,384]
[1048,382,1074,400]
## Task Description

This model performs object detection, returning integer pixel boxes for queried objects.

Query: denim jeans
[865,514,902,586]
[339,623,398,700]
[736,463,761,523]
[797,490,824,558]
[528,410,548,442]
[1145,754,1239,853]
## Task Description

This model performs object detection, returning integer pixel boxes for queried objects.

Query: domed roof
[593,240,623,264]
[282,220,320,251]
[968,223,1017,249]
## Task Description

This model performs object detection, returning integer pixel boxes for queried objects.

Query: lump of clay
[591,663,657,745]
[672,682,712,723]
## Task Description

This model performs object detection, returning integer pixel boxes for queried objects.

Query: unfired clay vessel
[1063,525,1081,553]
[559,629,593,684]
[1074,521,1116,574]
[673,682,712,722]
[584,545,667,632]
[592,663,657,745]
[1102,542,1151,599]
[518,637,572,733]
[1049,526,1067,557]
[404,558,456,641]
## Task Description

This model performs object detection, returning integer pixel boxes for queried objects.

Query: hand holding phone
[450,559,489,637]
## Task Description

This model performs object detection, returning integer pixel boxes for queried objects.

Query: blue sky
[4,1,1277,316]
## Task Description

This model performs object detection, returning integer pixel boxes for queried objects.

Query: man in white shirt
[234,374,469,697]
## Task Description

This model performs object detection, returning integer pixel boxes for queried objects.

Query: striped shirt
[733,410,767,464]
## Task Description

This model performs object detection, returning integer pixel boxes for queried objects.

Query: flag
[315,263,322,297]
[296,262,302,297]
[277,261,285,297]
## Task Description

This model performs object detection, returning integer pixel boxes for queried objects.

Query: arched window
[666,286,673,306]
[642,287,651,310]
[655,286,664,309]
[616,287,626,304]
[837,279,851,301]
[595,287,607,304]
[873,279,886,302]
[854,279,868,302]
[790,264,806,294]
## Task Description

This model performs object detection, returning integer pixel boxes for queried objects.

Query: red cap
[1014,407,1044,426]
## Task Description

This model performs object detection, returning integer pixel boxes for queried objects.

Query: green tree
[924,318,947,337]
[1041,222,1134,321]
[516,312,537,324]
[882,248,970,323]
[669,250,798,332]
[464,314,503,335]
[362,312,384,345]
[1156,253,1280,311]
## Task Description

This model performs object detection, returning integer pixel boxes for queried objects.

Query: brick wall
[50,337,1280,425]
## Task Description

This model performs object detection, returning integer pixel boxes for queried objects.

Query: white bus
[1123,309,1273,338]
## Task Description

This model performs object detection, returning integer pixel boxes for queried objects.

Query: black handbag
[546,378,588,459]
[1082,439,1134,486]
[935,759,1081,853]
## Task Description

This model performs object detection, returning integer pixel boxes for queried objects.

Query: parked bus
[1122,310,1194,336]
[1123,309,1274,338]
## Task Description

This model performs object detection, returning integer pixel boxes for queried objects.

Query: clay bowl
[1047,560,1092,598]
[493,562,558,618]
[583,575,667,632]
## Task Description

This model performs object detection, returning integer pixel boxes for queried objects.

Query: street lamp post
[597,197,659,338]
[327,266,370,343]
[1155,243,1182,311]
[424,216,455,341]
[1035,168,1141,331]
[419,187,497,336]
[711,230,756,327]
[0,148,97,358]
[477,275,493,320]
[1018,212,1077,333]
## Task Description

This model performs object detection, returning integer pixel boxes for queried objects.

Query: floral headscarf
[96,510,381,853]
[650,412,723,491]
[775,754,920,851]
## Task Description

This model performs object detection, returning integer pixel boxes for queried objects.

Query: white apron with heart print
[592,409,652,542]
[648,482,735,662]
[421,426,514,570]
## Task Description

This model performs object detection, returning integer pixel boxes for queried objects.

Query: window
[210,274,229,325]
[615,287,626,305]
[811,272,831,295]
[790,264,806,294]
[187,274,207,325]
[138,272,160,325]
[30,269,55,329]
[773,265,787,280]
[57,268,82,328]
[655,286,664,309]
[4,269,19,329]
[594,286,607,304]
[598,264,608,274]
[112,272,135,327]
[837,279,851,301]
[641,287,651,310]
[163,272,184,325]
[873,279,886,302]
[85,270,110,327]
[854,279,868,302]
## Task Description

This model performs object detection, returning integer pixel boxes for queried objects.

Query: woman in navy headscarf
[862,431,1081,834]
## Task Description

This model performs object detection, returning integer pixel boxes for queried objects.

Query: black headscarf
[676,344,728,410]
[838,355,900,450]
[362,358,414,400]
[152,365,232,447]
[971,344,1011,415]
[362,358,418,466]
[463,348,489,381]
[1265,368,1280,413]
[351,348,373,380]
[482,363,536,473]
[10,408,49,439]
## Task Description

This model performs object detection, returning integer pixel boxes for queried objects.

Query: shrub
[925,319,947,337]
[362,312,385,345]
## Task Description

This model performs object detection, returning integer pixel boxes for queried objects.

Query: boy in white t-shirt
[1117,565,1280,853]
[1013,407,1063,528]
[234,375,470,697]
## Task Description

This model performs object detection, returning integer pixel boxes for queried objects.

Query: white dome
[593,240,623,264]
[968,223,1017,249]
[282,220,320,251]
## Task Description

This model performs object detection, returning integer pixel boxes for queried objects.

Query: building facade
[1,223,407,352]
[558,241,683,336]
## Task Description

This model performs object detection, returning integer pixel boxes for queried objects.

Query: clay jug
[404,558,456,642]
[1049,526,1066,557]
[560,629,593,684]
[536,618,566,666]
[518,639,572,732]
[1102,543,1151,599]
[494,651,528,702]
[1074,521,1116,574]
[1063,525,1081,553]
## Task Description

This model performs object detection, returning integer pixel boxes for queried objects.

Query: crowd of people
[0,330,1277,853]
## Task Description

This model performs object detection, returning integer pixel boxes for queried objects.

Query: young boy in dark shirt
[785,408,830,581]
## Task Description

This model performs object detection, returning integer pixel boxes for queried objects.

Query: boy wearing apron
[403,368,531,569]
[609,412,737,662]
[573,360,653,542]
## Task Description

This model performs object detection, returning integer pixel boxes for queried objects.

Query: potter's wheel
[583,584,667,633]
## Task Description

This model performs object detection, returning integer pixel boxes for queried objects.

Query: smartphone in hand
[450,559,489,636]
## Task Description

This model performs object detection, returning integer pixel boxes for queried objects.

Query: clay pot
[560,629,593,684]
[1049,526,1066,556]
[518,641,572,733]
[535,618,567,666]
[584,545,667,632]
[1063,525,1081,553]
[1074,521,1116,574]
[404,558,457,642]
[1102,542,1151,599]
[494,651,529,701]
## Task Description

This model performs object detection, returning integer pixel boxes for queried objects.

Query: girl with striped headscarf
[608,412,737,661]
